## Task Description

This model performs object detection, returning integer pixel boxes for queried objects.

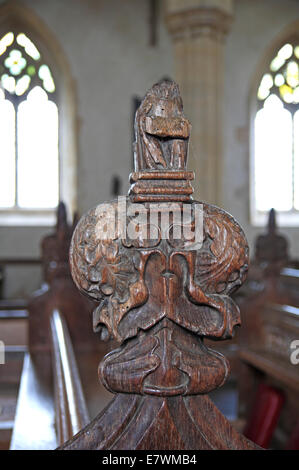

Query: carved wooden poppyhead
[70,80,249,396]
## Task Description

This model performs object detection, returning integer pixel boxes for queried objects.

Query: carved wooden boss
[65,81,257,450]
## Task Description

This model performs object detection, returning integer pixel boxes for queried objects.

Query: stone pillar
[165,0,234,204]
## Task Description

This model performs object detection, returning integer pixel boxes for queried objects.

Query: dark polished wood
[50,309,90,445]
[10,352,56,450]
[235,209,299,448]
[238,303,299,449]
[10,202,113,449]
[62,80,258,450]
[236,209,299,348]
[0,258,41,265]
[28,202,103,353]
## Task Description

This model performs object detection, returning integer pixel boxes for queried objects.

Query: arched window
[251,39,299,226]
[0,3,77,226]
[0,31,59,210]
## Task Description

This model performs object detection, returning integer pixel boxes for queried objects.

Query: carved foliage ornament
[70,80,249,397]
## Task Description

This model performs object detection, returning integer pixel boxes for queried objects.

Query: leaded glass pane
[257,73,273,100]
[294,111,299,210]
[0,89,15,207]
[4,49,27,75]
[255,95,293,211]
[17,87,58,208]
[258,42,299,105]
[255,39,299,217]
[0,30,59,210]
[0,31,56,98]
[16,33,40,61]
[0,32,14,55]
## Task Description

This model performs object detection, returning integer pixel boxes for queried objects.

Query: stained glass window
[254,41,299,220]
[0,31,58,210]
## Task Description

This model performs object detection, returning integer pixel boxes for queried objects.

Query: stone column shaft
[165,0,234,204]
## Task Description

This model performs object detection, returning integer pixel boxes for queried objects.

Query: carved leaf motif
[87,240,137,302]
[70,204,147,341]
[71,206,137,299]
[196,204,249,295]
[101,318,229,395]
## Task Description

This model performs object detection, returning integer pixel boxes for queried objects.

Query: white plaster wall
[0,0,174,297]
[2,0,299,298]
[223,0,299,260]
[18,0,174,211]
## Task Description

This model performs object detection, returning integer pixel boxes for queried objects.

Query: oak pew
[203,212,291,395]
[10,308,91,449]
[239,209,299,306]
[238,303,299,449]
[0,297,29,448]
[50,309,90,445]
[279,267,299,300]
[205,210,292,381]
[0,256,44,430]
[235,210,299,448]
[59,80,259,450]
[0,301,27,384]
[9,203,113,449]
[233,209,299,359]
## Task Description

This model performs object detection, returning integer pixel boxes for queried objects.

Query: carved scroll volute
[70,80,249,398]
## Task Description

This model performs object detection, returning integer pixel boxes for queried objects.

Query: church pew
[50,309,90,445]
[206,208,299,382]
[238,302,299,448]
[27,202,113,420]
[280,267,299,299]
[286,420,299,449]
[206,209,293,379]
[10,308,90,449]
[0,309,27,350]
[243,382,285,448]
[0,264,39,407]
[234,210,299,447]
[0,298,28,381]
[0,300,28,449]
[9,351,56,450]
[8,202,113,449]
[235,209,299,344]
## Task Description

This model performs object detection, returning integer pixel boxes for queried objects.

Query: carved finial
[41,202,74,283]
[65,81,256,450]
[130,80,194,202]
[57,201,67,228]
[255,208,288,266]
[268,208,276,235]
[56,201,69,243]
